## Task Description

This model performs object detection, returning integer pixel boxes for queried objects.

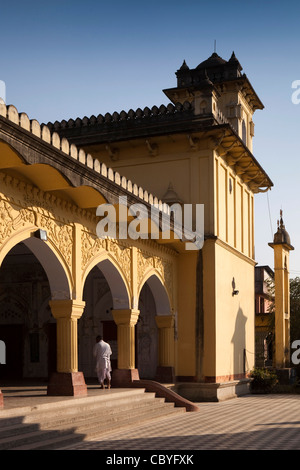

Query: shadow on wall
[231,307,248,376]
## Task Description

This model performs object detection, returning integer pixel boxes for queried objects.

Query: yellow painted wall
[90,140,215,235]
[202,240,255,381]
[215,154,254,259]
[176,251,198,377]
[202,239,216,379]
[201,238,255,381]
[214,241,255,380]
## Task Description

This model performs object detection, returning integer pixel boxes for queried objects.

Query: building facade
[255,265,274,367]
[0,52,273,406]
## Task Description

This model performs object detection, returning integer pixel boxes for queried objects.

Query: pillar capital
[155,314,174,329]
[112,309,140,326]
[49,299,86,320]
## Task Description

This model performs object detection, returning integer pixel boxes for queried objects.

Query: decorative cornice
[0,103,172,214]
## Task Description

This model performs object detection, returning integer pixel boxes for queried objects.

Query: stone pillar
[47,299,87,396]
[155,315,175,383]
[111,309,140,386]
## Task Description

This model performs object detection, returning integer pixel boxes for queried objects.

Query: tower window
[242,120,247,145]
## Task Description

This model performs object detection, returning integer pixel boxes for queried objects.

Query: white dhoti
[93,340,112,386]
[95,356,112,383]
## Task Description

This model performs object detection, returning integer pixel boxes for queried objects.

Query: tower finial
[280,209,284,228]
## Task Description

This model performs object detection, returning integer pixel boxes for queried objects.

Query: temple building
[0,51,273,406]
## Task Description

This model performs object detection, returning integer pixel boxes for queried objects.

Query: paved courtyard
[61,393,300,451]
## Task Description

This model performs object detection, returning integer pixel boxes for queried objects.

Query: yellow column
[269,213,294,371]
[49,299,85,373]
[155,315,175,367]
[274,246,284,368]
[112,309,140,369]
[273,245,290,368]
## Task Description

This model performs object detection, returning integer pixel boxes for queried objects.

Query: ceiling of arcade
[0,140,108,210]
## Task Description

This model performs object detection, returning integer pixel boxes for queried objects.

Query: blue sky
[1,0,300,275]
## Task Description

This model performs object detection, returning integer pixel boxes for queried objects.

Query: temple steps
[0,388,185,450]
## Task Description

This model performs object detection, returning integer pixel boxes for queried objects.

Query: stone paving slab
[61,394,300,450]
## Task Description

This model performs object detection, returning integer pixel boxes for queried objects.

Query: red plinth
[47,372,87,396]
[0,390,3,409]
[111,369,140,387]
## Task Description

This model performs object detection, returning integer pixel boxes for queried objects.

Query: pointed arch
[81,253,131,309]
[138,270,171,315]
[0,232,72,300]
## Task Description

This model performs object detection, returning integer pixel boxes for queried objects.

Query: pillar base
[111,369,140,387]
[47,372,87,396]
[155,366,175,384]
[0,390,3,409]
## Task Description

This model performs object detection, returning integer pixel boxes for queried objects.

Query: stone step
[0,389,158,428]
[0,388,147,421]
[0,396,170,440]
[14,405,185,450]
[0,388,185,450]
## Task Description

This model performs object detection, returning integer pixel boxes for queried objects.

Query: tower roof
[196,51,228,69]
[271,210,294,250]
[164,51,264,111]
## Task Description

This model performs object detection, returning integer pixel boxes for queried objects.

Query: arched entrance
[136,282,158,379]
[0,237,71,382]
[137,273,174,382]
[79,257,131,381]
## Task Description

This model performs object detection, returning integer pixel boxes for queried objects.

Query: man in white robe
[93,335,112,389]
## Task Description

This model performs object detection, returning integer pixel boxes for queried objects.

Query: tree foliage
[290,277,300,343]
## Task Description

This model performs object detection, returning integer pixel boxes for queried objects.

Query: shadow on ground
[65,426,300,450]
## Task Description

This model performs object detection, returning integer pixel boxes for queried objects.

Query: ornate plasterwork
[107,239,132,285]
[0,199,35,244]
[0,172,176,307]
[81,230,106,271]
[81,232,132,290]
[137,248,173,301]
[0,193,74,273]
[0,172,95,275]
[39,214,73,267]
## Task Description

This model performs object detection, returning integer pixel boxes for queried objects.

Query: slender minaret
[269,211,294,369]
